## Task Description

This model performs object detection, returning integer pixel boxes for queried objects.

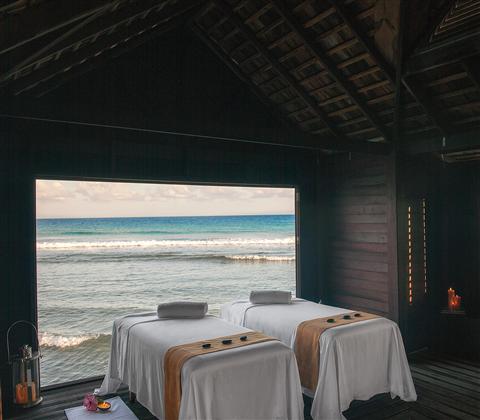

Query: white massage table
[221,298,417,420]
[98,313,304,420]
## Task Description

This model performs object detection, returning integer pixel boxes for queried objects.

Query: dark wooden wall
[322,153,399,322]
[0,119,321,412]
[396,154,480,357]
[434,161,480,359]
[396,154,438,351]
[0,27,324,412]
[437,162,480,317]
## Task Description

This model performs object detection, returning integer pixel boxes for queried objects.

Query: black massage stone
[240,335,248,341]
[327,318,335,323]
[222,339,232,345]
[202,343,211,349]
[354,313,361,317]
[343,315,351,320]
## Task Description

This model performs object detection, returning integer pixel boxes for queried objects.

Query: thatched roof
[1,0,479,154]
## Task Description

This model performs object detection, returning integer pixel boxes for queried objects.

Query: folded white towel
[157,301,208,319]
[249,290,292,304]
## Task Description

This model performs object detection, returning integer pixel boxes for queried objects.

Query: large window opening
[36,179,296,386]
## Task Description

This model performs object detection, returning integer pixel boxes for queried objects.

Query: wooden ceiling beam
[325,0,395,84]
[0,0,116,56]
[8,2,199,96]
[2,0,174,85]
[404,30,480,75]
[27,12,198,98]
[328,0,449,139]
[193,23,328,150]
[272,1,390,142]
[427,71,468,87]
[250,49,366,89]
[0,1,120,83]
[211,0,344,141]
[402,75,449,138]
[405,0,456,59]
[191,24,324,151]
[403,128,480,154]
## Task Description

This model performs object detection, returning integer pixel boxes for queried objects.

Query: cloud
[36,180,295,218]
[73,182,146,202]
[36,181,71,201]
[37,180,293,203]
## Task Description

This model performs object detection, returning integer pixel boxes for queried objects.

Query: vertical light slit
[423,199,427,294]
[408,205,413,305]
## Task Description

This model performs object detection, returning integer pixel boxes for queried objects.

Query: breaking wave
[37,237,295,250]
[39,332,110,348]
[225,255,295,262]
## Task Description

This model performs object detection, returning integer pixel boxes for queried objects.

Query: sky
[36,180,295,219]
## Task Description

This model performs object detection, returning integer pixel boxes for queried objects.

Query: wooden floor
[6,351,480,420]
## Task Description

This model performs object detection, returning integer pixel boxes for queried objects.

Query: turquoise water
[36,215,296,385]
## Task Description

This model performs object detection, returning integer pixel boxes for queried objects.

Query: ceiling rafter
[8,2,200,96]
[192,23,388,154]
[404,127,480,154]
[31,13,194,98]
[0,0,118,56]
[2,0,174,88]
[401,75,449,138]
[272,0,390,142]
[406,0,457,59]
[0,1,120,83]
[325,0,448,138]
[405,29,480,75]
[325,0,395,84]
[211,0,345,141]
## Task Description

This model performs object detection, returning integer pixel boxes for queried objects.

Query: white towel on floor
[157,301,208,318]
[65,396,138,420]
[250,290,292,304]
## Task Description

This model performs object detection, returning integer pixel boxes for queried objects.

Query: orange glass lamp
[7,321,43,408]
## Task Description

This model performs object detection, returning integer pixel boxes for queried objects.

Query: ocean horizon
[37,214,296,385]
[37,213,294,220]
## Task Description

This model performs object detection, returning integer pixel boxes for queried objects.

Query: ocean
[36,214,296,386]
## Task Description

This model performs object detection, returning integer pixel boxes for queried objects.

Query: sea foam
[226,255,295,262]
[37,237,295,250]
[39,332,106,348]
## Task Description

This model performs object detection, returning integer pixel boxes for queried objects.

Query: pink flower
[83,393,98,411]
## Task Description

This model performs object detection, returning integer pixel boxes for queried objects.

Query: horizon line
[36,213,295,220]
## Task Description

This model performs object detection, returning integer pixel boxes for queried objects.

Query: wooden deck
[6,351,480,420]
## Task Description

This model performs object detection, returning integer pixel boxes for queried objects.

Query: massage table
[98,313,304,419]
[221,298,417,420]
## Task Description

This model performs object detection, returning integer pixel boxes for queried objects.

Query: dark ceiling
[1,0,479,153]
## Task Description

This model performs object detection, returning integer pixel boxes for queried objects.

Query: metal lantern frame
[7,320,43,408]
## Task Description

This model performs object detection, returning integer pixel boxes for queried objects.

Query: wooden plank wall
[0,27,323,411]
[0,118,320,414]
[323,153,398,321]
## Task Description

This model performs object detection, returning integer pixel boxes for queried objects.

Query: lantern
[7,321,43,408]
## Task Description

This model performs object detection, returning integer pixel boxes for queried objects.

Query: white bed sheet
[98,313,304,420]
[221,299,417,420]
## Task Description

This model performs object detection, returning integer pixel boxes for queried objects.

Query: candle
[455,295,462,310]
[448,288,456,311]
[15,383,28,405]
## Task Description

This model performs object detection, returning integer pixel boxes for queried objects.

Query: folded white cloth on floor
[157,301,207,318]
[65,396,137,420]
[250,290,292,304]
